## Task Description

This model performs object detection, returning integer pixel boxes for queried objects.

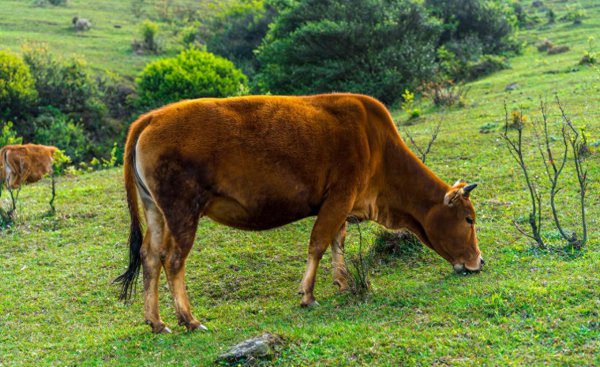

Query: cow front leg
[331,222,349,291]
[300,194,354,307]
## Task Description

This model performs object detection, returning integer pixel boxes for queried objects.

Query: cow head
[424,181,483,274]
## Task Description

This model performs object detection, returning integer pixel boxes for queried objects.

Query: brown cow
[0,144,58,189]
[115,94,483,333]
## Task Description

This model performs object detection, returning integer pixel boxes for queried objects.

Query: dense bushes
[256,0,441,105]
[22,44,107,138]
[136,48,248,110]
[0,51,38,121]
[255,0,519,104]
[203,1,276,80]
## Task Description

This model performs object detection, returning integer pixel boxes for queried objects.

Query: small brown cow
[0,144,58,189]
[115,94,483,333]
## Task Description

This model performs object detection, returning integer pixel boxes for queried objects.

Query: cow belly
[204,194,318,231]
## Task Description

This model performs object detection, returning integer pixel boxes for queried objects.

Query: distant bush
[0,51,38,121]
[136,49,248,110]
[426,0,520,57]
[32,108,89,161]
[257,0,441,105]
[204,1,277,81]
[560,4,586,25]
[466,54,509,80]
[421,79,469,107]
[579,37,596,65]
[132,20,161,54]
[547,45,570,55]
[97,73,137,120]
[21,44,106,138]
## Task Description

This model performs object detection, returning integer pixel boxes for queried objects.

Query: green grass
[0,0,197,76]
[1,0,600,366]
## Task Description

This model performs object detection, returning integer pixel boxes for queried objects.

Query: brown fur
[120,93,483,333]
[0,144,58,189]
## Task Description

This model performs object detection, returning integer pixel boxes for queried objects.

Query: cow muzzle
[453,257,485,275]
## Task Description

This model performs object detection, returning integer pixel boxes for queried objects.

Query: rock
[505,83,519,91]
[217,333,284,365]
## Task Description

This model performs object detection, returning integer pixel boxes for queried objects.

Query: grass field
[1,0,600,366]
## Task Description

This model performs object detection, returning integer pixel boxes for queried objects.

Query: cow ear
[444,190,459,207]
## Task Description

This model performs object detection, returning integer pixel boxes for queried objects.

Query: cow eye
[466,217,474,225]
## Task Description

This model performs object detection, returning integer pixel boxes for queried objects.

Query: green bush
[32,108,89,161]
[426,0,520,57]
[466,54,509,80]
[136,48,248,110]
[21,44,106,138]
[0,121,23,147]
[256,0,441,105]
[204,1,277,81]
[0,51,38,121]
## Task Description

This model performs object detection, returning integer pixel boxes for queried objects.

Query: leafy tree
[256,0,441,105]
[136,48,248,110]
[0,51,37,121]
[204,0,277,80]
[426,0,519,59]
[21,44,106,138]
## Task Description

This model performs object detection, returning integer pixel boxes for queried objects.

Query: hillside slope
[0,1,599,366]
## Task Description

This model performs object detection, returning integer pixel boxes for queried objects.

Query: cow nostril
[480,258,485,266]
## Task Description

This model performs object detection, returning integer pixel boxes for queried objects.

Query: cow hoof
[187,321,209,332]
[301,300,320,308]
[153,325,171,334]
[148,320,171,334]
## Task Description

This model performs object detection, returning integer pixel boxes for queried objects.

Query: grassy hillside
[1,1,599,366]
[0,0,201,76]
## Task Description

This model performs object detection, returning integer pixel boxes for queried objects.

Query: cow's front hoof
[147,320,171,334]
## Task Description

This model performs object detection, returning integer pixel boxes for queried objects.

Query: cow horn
[462,183,478,196]
[453,179,463,187]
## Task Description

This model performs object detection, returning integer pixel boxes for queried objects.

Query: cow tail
[114,114,153,302]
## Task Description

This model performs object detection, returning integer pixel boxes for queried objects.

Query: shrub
[97,73,137,120]
[421,79,469,107]
[136,49,248,110]
[257,0,441,105]
[426,0,520,57]
[372,230,424,263]
[204,1,277,80]
[579,37,596,65]
[32,108,89,162]
[466,54,509,80]
[561,4,586,25]
[0,51,38,121]
[0,121,23,146]
[21,44,106,138]
[547,45,569,55]
[132,20,160,54]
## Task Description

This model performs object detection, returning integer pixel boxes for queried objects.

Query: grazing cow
[115,94,483,333]
[0,144,58,189]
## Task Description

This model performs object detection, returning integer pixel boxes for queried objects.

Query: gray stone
[505,83,519,91]
[217,333,283,365]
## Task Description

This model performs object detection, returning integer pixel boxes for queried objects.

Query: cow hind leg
[140,201,170,333]
[162,233,206,331]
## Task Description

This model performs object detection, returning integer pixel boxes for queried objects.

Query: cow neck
[375,137,449,230]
